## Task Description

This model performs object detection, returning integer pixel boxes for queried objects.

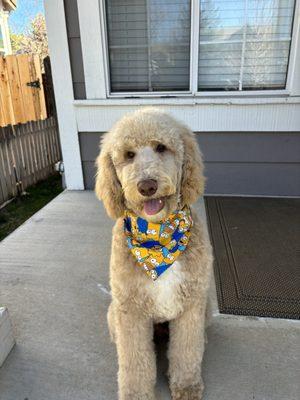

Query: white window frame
[0,19,4,53]
[0,10,11,55]
[101,0,193,97]
[98,0,299,99]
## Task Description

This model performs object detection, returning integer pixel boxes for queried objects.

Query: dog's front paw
[120,392,156,400]
[170,381,204,400]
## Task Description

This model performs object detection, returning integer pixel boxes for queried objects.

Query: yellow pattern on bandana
[124,206,193,281]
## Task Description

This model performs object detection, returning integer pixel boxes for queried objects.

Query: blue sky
[9,0,44,34]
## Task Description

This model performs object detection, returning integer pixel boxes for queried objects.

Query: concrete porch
[0,191,299,400]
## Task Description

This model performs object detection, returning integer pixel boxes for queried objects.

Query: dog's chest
[144,261,185,321]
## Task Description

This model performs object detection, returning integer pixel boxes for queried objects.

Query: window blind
[198,0,295,90]
[106,0,191,92]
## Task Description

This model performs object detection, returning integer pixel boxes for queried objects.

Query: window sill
[74,94,300,132]
[74,93,300,107]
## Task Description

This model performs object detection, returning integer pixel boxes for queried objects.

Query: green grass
[0,174,63,242]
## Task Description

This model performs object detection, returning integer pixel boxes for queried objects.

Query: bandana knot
[124,206,193,281]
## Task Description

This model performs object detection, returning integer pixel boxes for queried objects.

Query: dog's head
[95,108,205,221]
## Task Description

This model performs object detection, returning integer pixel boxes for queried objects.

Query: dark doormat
[205,197,300,320]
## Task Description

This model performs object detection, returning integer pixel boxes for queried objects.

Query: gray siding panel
[64,0,81,37]
[198,132,300,163]
[73,83,87,100]
[80,132,102,161]
[68,38,86,83]
[64,0,86,99]
[205,162,300,196]
[79,131,300,196]
[82,161,97,191]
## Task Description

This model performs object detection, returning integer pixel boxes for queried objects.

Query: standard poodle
[95,107,213,400]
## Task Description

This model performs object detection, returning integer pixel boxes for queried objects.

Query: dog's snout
[137,179,158,197]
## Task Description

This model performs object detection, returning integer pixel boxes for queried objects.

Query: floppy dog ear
[95,136,125,219]
[180,128,205,206]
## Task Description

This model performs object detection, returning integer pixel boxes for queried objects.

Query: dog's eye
[126,151,135,160]
[156,144,166,153]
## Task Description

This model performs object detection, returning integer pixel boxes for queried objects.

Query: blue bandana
[124,207,193,281]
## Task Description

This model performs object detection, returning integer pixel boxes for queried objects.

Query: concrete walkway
[0,191,299,400]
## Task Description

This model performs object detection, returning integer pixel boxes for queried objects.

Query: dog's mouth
[143,198,165,215]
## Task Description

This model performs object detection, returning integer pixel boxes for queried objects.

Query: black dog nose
[137,179,158,197]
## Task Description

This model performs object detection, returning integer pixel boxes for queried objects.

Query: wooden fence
[0,117,61,207]
[0,54,47,127]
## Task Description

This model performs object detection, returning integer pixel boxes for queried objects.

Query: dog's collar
[123,206,193,281]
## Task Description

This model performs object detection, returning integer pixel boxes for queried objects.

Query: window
[105,0,296,94]
[105,0,191,92]
[198,0,296,91]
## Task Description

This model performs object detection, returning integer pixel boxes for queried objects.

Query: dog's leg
[107,302,116,342]
[168,303,206,400]
[115,310,156,400]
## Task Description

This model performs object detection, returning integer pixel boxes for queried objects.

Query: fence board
[18,123,31,188]
[0,117,62,207]
[35,121,45,179]
[28,121,40,182]
[36,121,45,179]
[0,132,10,199]
[3,127,17,198]
[0,58,15,126]
[25,123,36,186]
[0,133,9,202]
[0,55,47,127]
[13,124,27,190]
[43,120,52,176]
[29,61,40,121]
[17,54,37,123]
[33,55,47,120]
[5,56,26,124]
[0,90,6,127]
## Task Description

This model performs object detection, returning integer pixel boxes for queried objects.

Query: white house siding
[0,0,14,55]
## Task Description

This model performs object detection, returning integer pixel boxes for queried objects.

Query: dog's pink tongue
[143,199,164,215]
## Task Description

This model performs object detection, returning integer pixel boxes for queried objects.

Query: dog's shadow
[154,322,171,398]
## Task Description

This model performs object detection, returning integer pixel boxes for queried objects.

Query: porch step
[0,308,15,367]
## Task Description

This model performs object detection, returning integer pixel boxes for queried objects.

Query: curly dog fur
[95,108,213,400]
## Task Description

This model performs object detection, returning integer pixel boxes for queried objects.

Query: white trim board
[77,0,107,99]
[107,89,291,99]
[286,0,300,95]
[75,96,300,106]
[74,101,300,132]
[44,0,84,190]
[0,10,12,54]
